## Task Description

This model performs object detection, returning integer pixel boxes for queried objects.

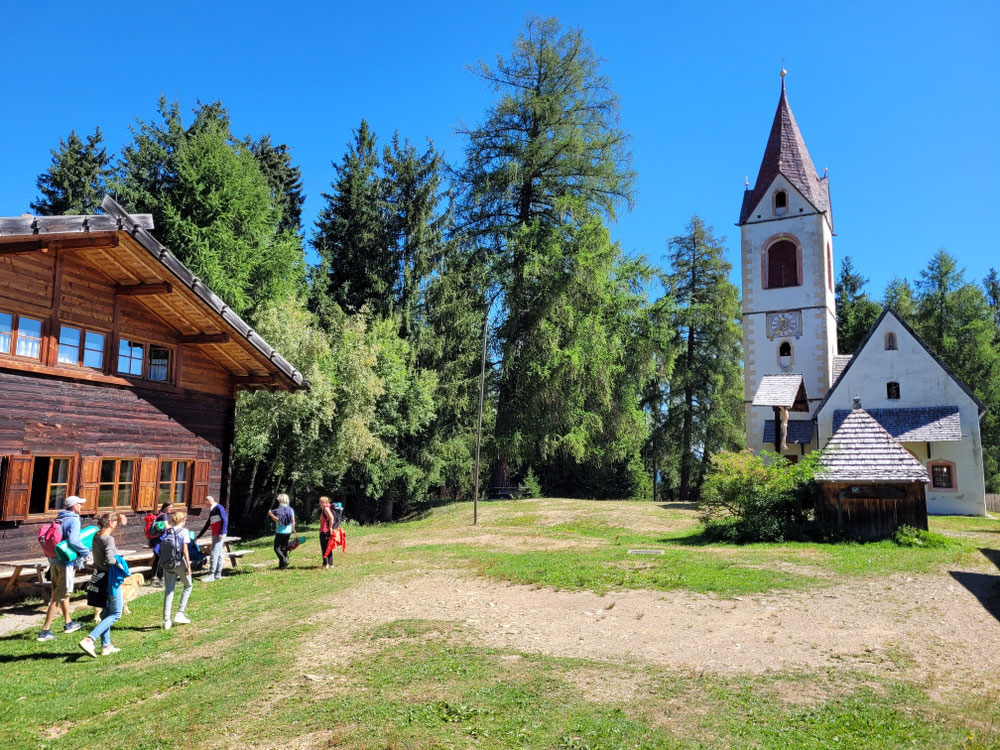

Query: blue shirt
[275,506,294,534]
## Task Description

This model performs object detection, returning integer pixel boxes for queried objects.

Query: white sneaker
[102,644,121,656]
[200,576,216,583]
[173,612,191,625]
[163,620,172,630]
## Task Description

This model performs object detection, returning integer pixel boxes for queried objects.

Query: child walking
[79,512,126,657]
[268,494,295,570]
[161,510,193,630]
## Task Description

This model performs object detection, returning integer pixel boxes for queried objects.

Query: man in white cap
[37,495,91,642]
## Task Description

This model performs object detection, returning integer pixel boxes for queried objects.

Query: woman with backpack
[79,513,127,657]
[147,502,174,587]
[267,494,295,570]
[160,510,193,630]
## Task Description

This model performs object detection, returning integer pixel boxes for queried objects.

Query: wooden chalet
[0,196,306,534]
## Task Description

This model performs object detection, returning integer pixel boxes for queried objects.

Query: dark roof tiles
[752,374,805,407]
[763,419,814,445]
[832,406,962,442]
[816,407,929,483]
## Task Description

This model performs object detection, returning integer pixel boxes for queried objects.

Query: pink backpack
[38,520,63,558]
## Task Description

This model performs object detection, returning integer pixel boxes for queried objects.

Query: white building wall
[742,175,836,456]
[815,312,986,515]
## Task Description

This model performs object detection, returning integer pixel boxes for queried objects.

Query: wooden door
[77,457,101,514]
[190,460,211,508]
[2,456,33,521]
[135,458,158,512]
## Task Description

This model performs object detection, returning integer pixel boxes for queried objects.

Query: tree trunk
[378,496,394,522]
[679,237,697,502]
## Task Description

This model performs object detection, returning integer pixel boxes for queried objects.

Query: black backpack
[160,528,187,571]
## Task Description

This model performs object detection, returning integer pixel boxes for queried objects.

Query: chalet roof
[763,419,814,445]
[816,307,985,418]
[752,374,808,408]
[816,402,930,483]
[832,406,962,443]
[739,79,832,227]
[0,197,307,392]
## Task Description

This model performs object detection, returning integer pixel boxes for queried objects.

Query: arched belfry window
[778,340,792,371]
[885,332,898,350]
[774,190,788,216]
[766,240,799,289]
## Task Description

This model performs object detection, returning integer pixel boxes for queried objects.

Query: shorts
[49,563,75,600]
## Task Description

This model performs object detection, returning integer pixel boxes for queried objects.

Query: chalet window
[887,381,900,399]
[0,312,45,359]
[159,460,190,505]
[0,312,11,353]
[774,190,788,216]
[118,340,144,376]
[766,240,799,289]
[98,459,136,509]
[148,346,171,382]
[58,326,106,369]
[28,457,73,515]
[929,462,956,490]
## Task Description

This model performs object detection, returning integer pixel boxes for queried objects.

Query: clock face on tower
[767,311,801,339]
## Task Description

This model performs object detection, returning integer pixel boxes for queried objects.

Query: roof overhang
[752,374,810,411]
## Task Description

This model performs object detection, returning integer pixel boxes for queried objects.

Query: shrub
[698,450,819,543]
[892,525,950,548]
[522,468,543,498]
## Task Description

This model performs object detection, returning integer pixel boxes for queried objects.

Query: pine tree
[244,135,305,235]
[457,16,636,488]
[835,256,882,353]
[31,128,112,215]
[663,217,744,502]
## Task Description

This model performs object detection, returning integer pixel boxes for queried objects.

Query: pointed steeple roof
[739,78,832,226]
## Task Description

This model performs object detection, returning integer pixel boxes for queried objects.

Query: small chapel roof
[752,373,809,409]
[739,78,832,226]
[816,400,930,483]
[832,406,963,443]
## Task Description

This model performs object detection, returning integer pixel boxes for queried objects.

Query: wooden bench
[489,485,530,500]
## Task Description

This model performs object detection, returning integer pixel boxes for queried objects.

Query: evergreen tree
[245,135,305,235]
[311,120,391,319]
[31,128,112,215]
[457,16,636,488]
[983,268,1000,334]
[883,277,917,321]
[663,217,744,502]
[835,256,882,353]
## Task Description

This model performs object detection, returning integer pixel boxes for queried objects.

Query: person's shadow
[949,548,1000,623]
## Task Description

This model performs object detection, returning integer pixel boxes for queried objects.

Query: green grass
[2,498,998,748]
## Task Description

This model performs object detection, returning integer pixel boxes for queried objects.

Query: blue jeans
[210,536,224,577]
[88,586,123,648]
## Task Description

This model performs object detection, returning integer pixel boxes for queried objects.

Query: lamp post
[472,312,489,526]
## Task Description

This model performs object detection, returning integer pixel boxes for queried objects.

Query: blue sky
[1,1,996,296]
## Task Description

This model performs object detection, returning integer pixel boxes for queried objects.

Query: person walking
[318,497,335,569]
[196,496,228,582]
[148,501,174,587]
[37,496,90,642]
[267,494,295,570]
[160,510,193,630]
[78,513,127,657]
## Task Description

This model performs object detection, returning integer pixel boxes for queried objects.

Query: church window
[774,190,788,216]
[766,240,799,288]
[886,381,900,400]
[928,461,957,491]
[885,332,898,350]
[778,340,792,370]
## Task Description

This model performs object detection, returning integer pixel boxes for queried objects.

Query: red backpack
[38,520,63,558]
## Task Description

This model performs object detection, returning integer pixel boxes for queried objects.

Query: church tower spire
[740,74,838,459]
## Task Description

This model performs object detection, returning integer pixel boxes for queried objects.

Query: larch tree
[663,217,744,502]
[456,16,636,488]
[31,128,113,216]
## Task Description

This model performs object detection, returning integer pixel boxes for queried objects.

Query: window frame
[0,309,45,361]
[97,458,138,510]
[26,456,75,516]
[158,458,193,507]
[57,324,108,370]
[761,237,803,290]
[773,190,789,216]
[928,460,958,492]
[116,337,175,384]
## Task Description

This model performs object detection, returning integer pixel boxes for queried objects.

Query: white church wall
[816,313,986,515]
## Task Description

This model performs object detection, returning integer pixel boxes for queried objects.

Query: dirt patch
[563,666,654,704]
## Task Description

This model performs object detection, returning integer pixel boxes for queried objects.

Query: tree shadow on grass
[949,547,1000,624]
[0,651,86,663]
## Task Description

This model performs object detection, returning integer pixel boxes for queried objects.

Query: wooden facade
[0,201,305,532]
[815,482,928,540]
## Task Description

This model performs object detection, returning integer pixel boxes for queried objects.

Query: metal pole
[472,312,489,526]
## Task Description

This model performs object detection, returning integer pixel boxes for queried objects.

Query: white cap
[64,495,85,509]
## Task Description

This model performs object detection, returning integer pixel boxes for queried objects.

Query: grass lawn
[1,499,999,749]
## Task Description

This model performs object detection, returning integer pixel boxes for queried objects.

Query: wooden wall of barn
[815,482,928,539]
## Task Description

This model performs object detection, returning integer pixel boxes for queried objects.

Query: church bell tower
[741,72,837,457]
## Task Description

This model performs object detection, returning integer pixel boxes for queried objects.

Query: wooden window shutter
[136,458,159,512]
[77,457,102,514]
[2,456,33,521]
[190,460,211,508]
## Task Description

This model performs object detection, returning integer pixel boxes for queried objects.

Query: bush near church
[698,450,820,542]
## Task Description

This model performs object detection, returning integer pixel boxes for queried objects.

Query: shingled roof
[832,406,962,442]
[763,419,814,445]
[752,374,808,408]
[739,78,832,226]
[816,401,930,483]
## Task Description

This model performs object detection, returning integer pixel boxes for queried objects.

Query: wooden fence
[987,494,1000,514]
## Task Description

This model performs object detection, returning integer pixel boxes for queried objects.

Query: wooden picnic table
[1,557,49,598]
[192,535,253,568]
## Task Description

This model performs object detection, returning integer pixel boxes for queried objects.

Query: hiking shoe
[79,638,97,658]
[163,620,172,630]
[37,630,55,642]
[102,645,121,656]
[173,612,191,625]
[64,621,82,634]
